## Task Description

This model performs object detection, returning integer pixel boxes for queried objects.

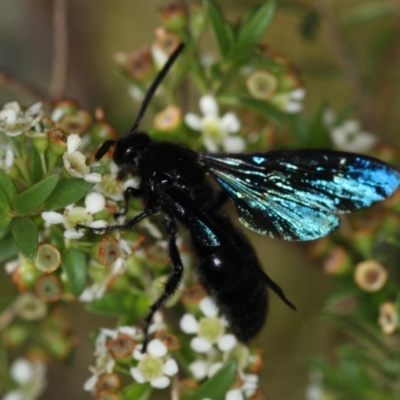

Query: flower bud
[48,128,67,156]
[246,70,278,100]
[107,334,136,361]
[323,246,352,275]
[154,330,180,351]
[35,274,63,302]
[34,244,61,273]
[13,259,42,290]
[95,373,121,393]
[158,4,186,32]
[154,105,182,132]
[58,110,92,135]
[25,131,49,155]
[117,46,155,82]
[15,293,47,321]
[378,302,398,334]
[354,260,388,292]
[51,100,78,123]
[92,237,120,266]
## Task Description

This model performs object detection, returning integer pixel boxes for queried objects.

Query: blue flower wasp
[78,44,400,351]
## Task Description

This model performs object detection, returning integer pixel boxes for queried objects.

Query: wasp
[79,44,400,350]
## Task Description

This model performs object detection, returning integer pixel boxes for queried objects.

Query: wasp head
[95,133,151,166]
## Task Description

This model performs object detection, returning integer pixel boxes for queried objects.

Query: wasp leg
[142,219,183,352]
[76,208,153,233]
[115,187,142,219]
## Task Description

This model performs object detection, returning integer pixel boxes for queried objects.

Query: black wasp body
[118,134,269,342]
[79,44,400,350]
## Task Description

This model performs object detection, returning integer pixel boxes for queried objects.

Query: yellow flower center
[198,317,224,344]
[138,355,164,381]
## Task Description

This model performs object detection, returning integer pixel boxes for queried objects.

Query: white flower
[270,88,305,114]
[330,119,376,153]
[94,162,125,201]
[3,359,46,400]
[184,95,244,153]
[0,101,42,136]
[180,296,237,354]
[130,338,178,389]
[79,256,126,302]
[41,192,107,239]
[305,370,324,400]
[204,362,259,399]
[63,134,102,183]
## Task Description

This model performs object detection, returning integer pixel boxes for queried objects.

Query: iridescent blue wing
[199,150,400,241]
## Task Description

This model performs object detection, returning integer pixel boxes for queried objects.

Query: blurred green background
[1,0,399,399]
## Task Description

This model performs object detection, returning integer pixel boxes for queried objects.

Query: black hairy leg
[115,187,142,218]
[142,219,184,352]
[76,208,153,233]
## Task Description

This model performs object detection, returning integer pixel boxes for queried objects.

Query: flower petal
[83,173,102,183]
[184,113,202,131]
[217,334,237,352]
[190,337,212,353]
[284,101,302,114]
[199,297,218,318]
[222,136,245,153]
[10,359,34,384]
[290,88,305,101]
[150,376,170,389]
[180,313,199,334]
[147,339,167,358]
[41,211,64,224]
[200,95,219,118]
[88,220,108,230]
[130,367,146,384]
[64,229,84,239]
[133,345,145,360]
[67,133,81,153]
[85,192,106,214]
[163,358,178,376]
[226,388,244,400]
[203,137,219,152]
[83,374,98,391]
[221,112,241,134]
[189,360,208,380]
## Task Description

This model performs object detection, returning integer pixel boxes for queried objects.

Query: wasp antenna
[128,43,185,134]
[95,140,117,160]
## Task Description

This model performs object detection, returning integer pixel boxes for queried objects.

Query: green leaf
[0,170,17,207]
[87,290,150,317]
[10,217,38,262]
[237,0,276,47]
[14,175,59,216]
[204,0,230,59]
[122,383,151,400]
[62,248,87,297]
[188,361,237,400]
[44,178,95,211]
[0,234,19,263]
[219,96,286,126]
[0,189,11,231]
